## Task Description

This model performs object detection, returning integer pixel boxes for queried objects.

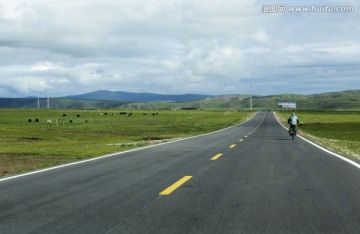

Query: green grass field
[276,111,360,161]
[0,109,254,176]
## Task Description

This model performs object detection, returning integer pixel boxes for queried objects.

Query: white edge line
[0,112,259,182]
[273,112,360,170]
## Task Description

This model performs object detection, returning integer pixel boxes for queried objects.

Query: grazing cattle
[35,119,39,123]
[28,119,32,123]
[45,119,52,124]
[77,114,81,117]
[63,114,67,117]
[70,120,73,123]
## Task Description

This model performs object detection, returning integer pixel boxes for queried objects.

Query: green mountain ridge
[0,90,359,110]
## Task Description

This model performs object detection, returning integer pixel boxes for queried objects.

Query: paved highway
[1,111,360,233]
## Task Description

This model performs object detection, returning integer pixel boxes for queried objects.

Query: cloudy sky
[0,0,359,97]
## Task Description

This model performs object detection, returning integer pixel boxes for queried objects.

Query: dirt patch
[142,137,163,141]
[1,152,40,176]
[19,137,42,142]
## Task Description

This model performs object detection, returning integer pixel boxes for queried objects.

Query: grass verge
[276,111,360,161]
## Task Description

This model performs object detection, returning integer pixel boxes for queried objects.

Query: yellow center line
[210,153,223,160]
[229,144,236,148]
[159,176,193,196]
[244,135,248,138]
[239,139,244,142]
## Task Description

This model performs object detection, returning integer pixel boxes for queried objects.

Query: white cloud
[31,62,59,71]
[253,30,270,44]
[0,0,359,97]
[310,42,360,55]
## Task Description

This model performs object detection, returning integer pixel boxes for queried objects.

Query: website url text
[261,5,355,13]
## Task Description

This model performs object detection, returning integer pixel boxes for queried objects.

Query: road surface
[1,111,360,233]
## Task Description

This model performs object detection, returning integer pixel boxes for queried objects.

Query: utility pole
[250,84,252,111]
[47,96,50,109]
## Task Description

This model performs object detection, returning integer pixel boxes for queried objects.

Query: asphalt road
[1,111,360,234]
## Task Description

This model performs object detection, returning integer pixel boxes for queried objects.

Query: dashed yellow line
[229,144,236,148]
[159,176,193,196]
[210,153,223,161]
[239,139,244,142]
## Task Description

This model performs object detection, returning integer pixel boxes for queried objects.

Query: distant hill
[0,90,359,110]
[64,90,215,102]
[251,90,360,110]
[120,90,360,110]
[0,98,128,109]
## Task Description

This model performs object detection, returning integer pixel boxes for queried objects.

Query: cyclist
[288,113,299,133]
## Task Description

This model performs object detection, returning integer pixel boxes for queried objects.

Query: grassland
[0,109,254,176]
[276,111,360,161]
